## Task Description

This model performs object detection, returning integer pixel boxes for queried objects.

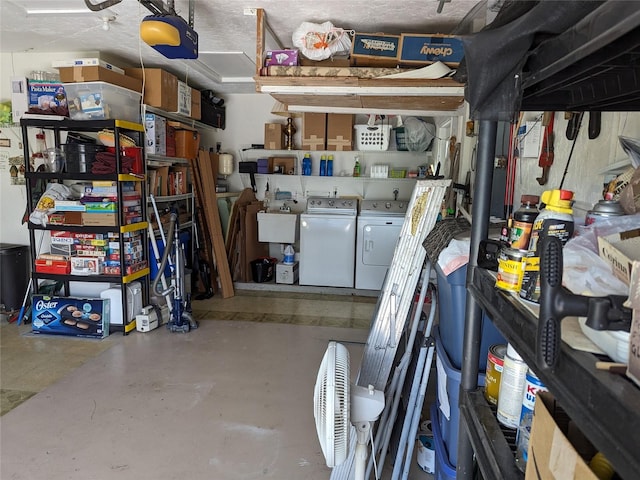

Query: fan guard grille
[314,341,350,467]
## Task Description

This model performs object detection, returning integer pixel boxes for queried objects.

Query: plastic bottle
[496,343,528,429]
[509,195,539,249]
[353,156,361,177]
[302,153,311,176]
[520,189,574,302]
[283,244,295,265]
[320,154,327,176]
[327,154,334,176]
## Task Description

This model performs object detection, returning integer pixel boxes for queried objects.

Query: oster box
[31,295,110,338]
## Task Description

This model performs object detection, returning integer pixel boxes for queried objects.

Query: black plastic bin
[0,244,30,312]
[61,143,106,173]
[251,257,277,283]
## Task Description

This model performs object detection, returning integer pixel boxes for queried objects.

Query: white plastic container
[100,281,142,325]
[64,81,142,123]
[496,343,528,428]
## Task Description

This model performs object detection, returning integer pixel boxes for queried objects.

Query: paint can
[416,434,435,474]
[516,369,548,471]
[496,248,528,292]
[484,343,507,405]
[497,343,528,428]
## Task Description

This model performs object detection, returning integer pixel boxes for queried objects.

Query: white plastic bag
[29,183,71,226]
[292,21,352,61]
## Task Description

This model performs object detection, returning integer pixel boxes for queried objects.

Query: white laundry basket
[354,124,392,151]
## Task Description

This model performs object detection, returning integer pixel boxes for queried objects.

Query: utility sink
[257,211,299,244]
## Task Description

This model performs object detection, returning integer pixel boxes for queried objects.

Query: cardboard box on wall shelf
[125,68,178,112]
[525,392,598,480]
[190,88,201,120]
[58,66,142,92]
[350,33,401,68]
[175,129,201,159]
[173,81,191,117]
[399,34,464,67]
[327,114,354,151]
[597,228,640,285]
[301,113,326,151]
[144,113,167,155]
[264,123,285,150]
[269,156,296,175]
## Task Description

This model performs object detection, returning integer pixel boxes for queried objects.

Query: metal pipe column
[457,119,498,479]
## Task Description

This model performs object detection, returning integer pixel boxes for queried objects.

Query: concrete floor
[1,290,434,480]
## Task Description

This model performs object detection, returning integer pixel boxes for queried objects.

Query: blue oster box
[31,295,110,339]
[399,34,464,66]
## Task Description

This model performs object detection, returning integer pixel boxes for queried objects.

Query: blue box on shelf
[435,262,505,371]
[435,324,485,466]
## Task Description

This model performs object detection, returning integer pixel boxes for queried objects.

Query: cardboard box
[149,165,170,196]
[190,88,201,120]
[125,68,178,112]
[82,212,117,226]
[58,66,142,92]
[597,228,640,284]
[350,33,401,67]
[52,58,125,74]
[276,261,299,284]
[265,49,299,66]
[525,392,598,480]
[144,113,167,155]
[174,80,191,117]
[27,80,68,116]
[269,156,296,175]
[31,295,110,339]
[70,256,104,275]
[175,129,201,159]
[399,34,464,67]
[302,113,326,151]
[264,123,285,150]
[327,114,354,151]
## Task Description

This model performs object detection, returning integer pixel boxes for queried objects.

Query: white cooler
[100,281,143,325]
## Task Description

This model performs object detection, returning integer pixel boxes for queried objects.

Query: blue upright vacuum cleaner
[151,206,198,333]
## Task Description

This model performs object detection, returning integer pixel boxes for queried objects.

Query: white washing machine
[299,197,357,287]
[356,200,408,290]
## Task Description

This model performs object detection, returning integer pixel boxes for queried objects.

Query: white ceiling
[0,0,494,97]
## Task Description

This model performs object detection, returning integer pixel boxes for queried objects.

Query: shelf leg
[458,119,498,479]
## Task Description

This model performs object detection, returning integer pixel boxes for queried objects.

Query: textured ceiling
[0,0,493,96]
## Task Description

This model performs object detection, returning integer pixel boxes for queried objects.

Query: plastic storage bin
[0,244,30,311]
[435,325,485,466]
[431,403,456,480]
[354,124,392,151]
[435,262,505,370]
[64,81,142,123]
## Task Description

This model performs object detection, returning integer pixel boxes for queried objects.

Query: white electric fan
[314,341,385,480]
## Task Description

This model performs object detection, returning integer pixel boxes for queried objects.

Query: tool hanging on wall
[536,112,555,185]
[559,112,585,189]
[505,113,524,218]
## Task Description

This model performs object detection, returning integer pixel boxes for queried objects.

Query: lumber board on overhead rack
[195,150,234,298]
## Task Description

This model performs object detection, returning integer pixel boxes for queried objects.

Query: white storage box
[65,81,142,123]
[100,281,142,325]
[276,262,299,284]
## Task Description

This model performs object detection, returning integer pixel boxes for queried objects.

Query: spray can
[509,195,539,249]
[496,343,528,429]
[320,154,327,176]
[520,189,574,302]
[327,154,334,176]
[585,199,625,225]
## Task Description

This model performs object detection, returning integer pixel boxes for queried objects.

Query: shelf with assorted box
[21,117,149,336]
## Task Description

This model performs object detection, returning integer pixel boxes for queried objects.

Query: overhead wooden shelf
[253,9,466,115]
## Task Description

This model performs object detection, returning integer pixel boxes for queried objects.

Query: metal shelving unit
[21,117,149,335]
[458,3,640,479]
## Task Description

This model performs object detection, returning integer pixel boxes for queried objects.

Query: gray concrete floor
[1,290,434,480]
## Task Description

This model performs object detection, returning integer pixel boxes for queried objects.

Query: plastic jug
[283,244,295,264]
